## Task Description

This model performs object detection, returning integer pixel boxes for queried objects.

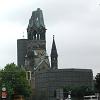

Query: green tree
[0,63,32,99]
[95,73,100,92]
[63,86,94,98]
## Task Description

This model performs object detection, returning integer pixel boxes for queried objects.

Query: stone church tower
[51,35,58,69]
[17,8,50,94]
[25,8,50,72]
[17,8,50,72]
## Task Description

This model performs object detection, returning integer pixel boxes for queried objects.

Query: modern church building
[17,8,93,100]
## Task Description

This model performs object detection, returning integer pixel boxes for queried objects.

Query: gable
[35,60,49,72]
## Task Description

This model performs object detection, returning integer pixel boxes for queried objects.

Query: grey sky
[0,0,100,76]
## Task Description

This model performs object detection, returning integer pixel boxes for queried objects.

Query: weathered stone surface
[27,8,46,40]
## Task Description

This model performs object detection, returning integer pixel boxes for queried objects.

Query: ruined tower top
[27,8,46,40]
[29,8,45,28]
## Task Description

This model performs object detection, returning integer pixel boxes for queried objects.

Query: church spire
[51,35,58,69]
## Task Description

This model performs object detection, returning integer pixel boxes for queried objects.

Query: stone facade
[17,39,27,67]
[35,69,93,100]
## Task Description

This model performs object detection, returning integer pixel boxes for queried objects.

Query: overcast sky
[0,0,100,76]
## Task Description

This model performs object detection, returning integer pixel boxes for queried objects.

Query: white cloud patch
[0,0,100,75]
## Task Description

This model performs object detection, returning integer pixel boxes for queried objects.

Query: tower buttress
[51,35,58,69]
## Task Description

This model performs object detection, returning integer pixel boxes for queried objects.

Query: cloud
[0,0,100,75]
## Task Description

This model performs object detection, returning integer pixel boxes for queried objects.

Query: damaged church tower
[17,8,50,72]
[17,8,50,93]
[25,8,50,72]
[27,8,45,40]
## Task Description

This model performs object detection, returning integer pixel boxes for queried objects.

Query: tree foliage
[0,63,32,99]
[95,73,100,92]
[63,86,94,98]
